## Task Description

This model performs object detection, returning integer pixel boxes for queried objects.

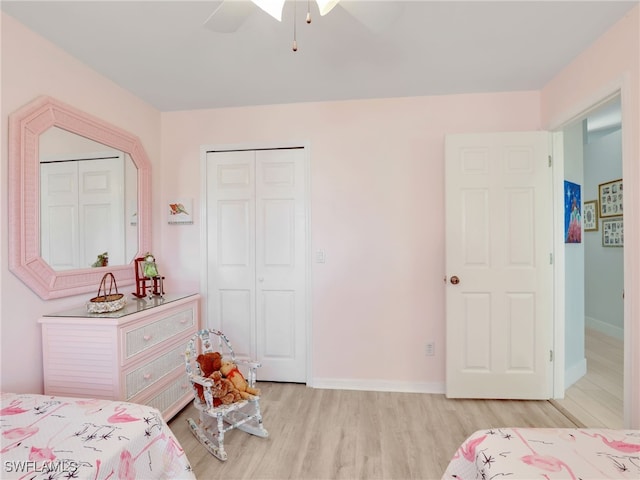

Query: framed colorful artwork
[167,198,194,225]
[564,180,581,244]
[598,178,623,218]
[583,200,598,231]
[602,217,623,247]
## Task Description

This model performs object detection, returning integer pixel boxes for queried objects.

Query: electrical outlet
[425,342,435,356]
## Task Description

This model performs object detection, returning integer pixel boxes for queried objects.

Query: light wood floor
[169,383,579,479]
[551,328,624,429]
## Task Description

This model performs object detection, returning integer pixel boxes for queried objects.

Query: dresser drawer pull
[143,334,153,341]
[143,373,152,380]
[181,383,189,390]
[179,318,188,324]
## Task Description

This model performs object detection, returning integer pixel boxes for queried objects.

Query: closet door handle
[258,277,264,283]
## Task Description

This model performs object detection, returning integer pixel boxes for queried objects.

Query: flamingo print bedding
[442,428,640,479]
[1,392,195,479]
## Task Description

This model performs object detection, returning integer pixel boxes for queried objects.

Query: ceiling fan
[203,0,404,34]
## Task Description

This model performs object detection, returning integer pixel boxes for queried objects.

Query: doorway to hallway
[557,95,624,428]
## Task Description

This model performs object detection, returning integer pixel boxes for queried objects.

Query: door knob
[450,276,460,285]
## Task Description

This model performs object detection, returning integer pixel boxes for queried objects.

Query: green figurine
[91,252,109,267]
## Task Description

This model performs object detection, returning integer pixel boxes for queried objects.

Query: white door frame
[551,131,565,399]
[199,140,313,385]
[547,75,635,427]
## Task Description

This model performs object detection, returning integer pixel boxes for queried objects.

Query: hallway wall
[584,128,624,338]
[563,121,585,388]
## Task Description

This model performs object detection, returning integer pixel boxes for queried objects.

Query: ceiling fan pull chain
[292,0,298,51]
[306,0,312,23]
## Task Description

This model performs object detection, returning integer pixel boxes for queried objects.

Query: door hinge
[548,155,552,167]
[550,350,554,362]
[549,253,553,264]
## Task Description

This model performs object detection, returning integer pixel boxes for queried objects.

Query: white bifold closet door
[205,148,307,383]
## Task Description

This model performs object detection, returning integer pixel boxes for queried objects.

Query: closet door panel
[206,151,256,360]
[40,162,79,269]
[256,149,307,382]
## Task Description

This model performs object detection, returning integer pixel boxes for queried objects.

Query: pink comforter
[1,392,195,479]
[442,427,640,479]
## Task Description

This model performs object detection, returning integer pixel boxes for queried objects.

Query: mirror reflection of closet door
[40,154,125,270]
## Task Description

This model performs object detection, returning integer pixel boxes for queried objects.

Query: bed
[442,427,640,479]
[1,392,195,479]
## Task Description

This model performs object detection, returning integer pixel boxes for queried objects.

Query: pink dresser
[38,293,200,421]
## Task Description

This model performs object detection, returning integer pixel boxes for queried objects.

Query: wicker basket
[87,272,126,313]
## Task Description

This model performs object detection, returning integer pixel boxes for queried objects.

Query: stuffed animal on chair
[197,352,222,375]
[194,352,222,403]
[220,361,261,399]
[209,371,242,406]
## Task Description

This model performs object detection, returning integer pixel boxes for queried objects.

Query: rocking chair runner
[184,329,268,461]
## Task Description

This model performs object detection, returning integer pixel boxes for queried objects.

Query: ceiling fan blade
[340,1,405,33]
[203,0,257,33]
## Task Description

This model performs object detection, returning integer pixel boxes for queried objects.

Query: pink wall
[0,13,162,393]
[160,92,542,388]
[541,5,639,428]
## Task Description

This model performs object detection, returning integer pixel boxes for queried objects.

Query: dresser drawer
[123,305,195,361]
[125,342,186,400]
[143,374,192,420]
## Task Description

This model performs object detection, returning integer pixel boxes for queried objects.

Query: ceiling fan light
[252,0,286,21]
[315,0,339,16]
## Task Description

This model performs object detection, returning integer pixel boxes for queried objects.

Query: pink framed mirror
[8,96,151,299]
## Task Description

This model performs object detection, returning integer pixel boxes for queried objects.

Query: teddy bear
[194,351,222,403]
[220,360,261,399]
[196,351,222,375]
[208,371,242,407]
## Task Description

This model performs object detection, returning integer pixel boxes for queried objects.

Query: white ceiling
[2,1,637,112]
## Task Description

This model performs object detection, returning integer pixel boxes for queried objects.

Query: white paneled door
[205,148,307,383]
[445,132,554,399]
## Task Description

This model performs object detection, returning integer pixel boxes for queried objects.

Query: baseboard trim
[585,316,623,340]
[310,378,446,394]
[564,358,587,389]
